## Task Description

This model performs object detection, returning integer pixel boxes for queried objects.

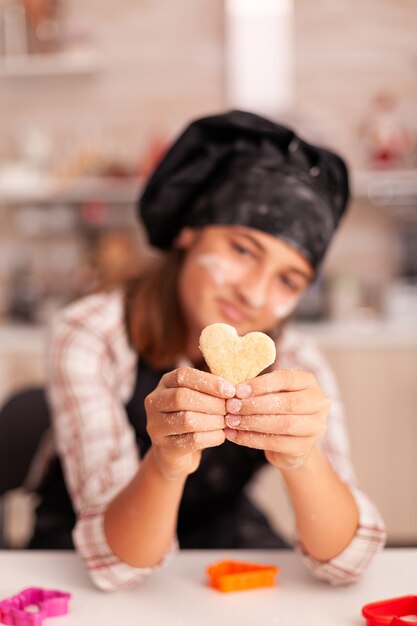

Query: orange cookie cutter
[206,559,280,592]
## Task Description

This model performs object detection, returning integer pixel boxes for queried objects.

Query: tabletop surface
[0,548,416,625]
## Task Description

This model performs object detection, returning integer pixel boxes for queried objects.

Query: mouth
[217,298,250,323]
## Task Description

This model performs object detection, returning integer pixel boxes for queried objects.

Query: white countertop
[0,549,416,625]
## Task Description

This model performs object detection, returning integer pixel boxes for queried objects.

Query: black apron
[30,359,289,550]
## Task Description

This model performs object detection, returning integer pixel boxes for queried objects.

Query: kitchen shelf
[0,176,142,206]
[293,320,417,349]
[2,170,416,210]
[352,169,417,207]
[0,46,102,78]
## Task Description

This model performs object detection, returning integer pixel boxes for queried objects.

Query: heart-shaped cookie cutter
[362,595,417,625]
[0,587,71,626]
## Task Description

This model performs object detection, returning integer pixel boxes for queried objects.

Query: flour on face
[196,252,300,320]
[273,297,299,319]
[196,254,233,286]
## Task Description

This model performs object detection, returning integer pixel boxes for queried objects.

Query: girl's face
[177,225,313,342]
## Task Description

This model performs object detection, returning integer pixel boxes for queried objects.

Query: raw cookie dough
[199,323,276,385]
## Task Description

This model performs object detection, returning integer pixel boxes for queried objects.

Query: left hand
[224,369,331,470]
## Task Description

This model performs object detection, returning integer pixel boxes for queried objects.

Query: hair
[123,249,188,369]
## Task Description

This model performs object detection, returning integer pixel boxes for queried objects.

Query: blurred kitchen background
[0,0,416,547]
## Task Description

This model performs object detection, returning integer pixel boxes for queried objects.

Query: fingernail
[227,398,242,413]
[226,414,241,427]
[225,427,237,441]
[236,383,252,398]
[222,381,236,398]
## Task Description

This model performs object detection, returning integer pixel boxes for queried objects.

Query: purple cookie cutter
[0,587,71,626]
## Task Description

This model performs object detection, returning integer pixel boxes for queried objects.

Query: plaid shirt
[45,290,386,591]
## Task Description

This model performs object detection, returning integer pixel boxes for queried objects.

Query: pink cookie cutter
[0,587,71,626]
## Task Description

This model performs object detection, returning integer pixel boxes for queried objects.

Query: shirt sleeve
[288,335,387,585]
[46,310,177,591]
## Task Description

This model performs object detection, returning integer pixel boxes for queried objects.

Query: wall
[1,0,416,307]
[0,0,225,162]
[1,0,416,166]
[293,0,417,167]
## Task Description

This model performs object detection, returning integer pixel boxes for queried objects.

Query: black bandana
[138,110,350,270]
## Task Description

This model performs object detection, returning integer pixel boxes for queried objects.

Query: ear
[174,227,200,250]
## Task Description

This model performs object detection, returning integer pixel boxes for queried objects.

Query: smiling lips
[217,298,250,323]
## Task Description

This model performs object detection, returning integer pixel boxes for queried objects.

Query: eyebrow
[235,231,312,282]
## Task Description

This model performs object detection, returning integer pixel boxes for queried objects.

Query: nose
[236,269,270,309]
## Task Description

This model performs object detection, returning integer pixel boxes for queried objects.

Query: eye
[231,241,255,258]
[279,274,301,292]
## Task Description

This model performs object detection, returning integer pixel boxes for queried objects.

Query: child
[33,110,386,590]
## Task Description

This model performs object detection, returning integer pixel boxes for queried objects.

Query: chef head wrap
[138,110,350,270]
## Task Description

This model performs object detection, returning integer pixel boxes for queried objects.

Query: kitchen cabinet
[321,341,417,545]
[308,323,417,546]
[0,325,46,405]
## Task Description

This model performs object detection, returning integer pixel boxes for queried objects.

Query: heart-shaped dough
[199,323,276,385]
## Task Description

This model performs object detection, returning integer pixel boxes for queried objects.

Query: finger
[157,386,227,415]
[167,429,225,451]
[235,369,315,399]
[161,367,236,398]
[225,413,323,437]
[153,411,225,437]
[227,389,327,416]
[225,428,313,454]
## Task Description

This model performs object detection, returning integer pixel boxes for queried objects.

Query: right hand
[145,367,236,481]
